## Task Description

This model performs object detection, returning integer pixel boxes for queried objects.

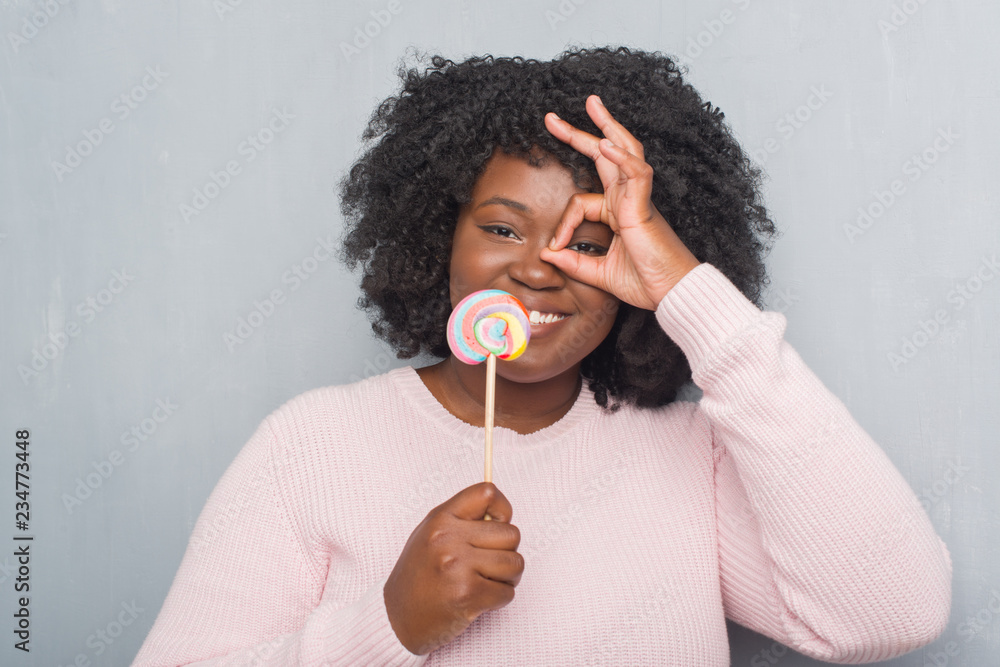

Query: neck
[416,356,582,435]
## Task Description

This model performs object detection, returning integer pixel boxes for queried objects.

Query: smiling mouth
[528,310,569,325]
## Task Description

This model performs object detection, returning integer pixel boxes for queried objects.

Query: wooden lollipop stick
[483,353,496,521]
[484,353,496,482]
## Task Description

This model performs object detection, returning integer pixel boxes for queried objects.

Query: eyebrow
[475,196,532,214]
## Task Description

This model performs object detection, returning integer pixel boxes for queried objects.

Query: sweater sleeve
[654,263,952,664]
[131,418,427,667]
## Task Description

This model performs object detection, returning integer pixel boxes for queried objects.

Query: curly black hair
[339,45,778,409]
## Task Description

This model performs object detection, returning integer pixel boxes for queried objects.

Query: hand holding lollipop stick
[447,290,531,520]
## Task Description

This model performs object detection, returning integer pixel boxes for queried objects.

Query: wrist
[648,256,701,306]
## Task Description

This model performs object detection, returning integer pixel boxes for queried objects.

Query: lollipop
[447,289,531,364]
[446,290,531,517]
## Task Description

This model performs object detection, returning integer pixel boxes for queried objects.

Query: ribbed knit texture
[132,263,952,666]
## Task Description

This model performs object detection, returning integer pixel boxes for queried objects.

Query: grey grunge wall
[1,0,998,665]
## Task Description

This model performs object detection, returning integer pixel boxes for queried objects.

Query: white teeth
[528,310,566,324]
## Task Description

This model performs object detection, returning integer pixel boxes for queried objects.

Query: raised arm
[540,94,951,662]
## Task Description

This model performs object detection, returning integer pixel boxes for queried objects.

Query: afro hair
[339,45,778,409]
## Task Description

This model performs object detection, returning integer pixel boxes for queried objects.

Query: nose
[508,242,565,291]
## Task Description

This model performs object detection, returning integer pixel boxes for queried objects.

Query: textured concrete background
[1,0,996,664]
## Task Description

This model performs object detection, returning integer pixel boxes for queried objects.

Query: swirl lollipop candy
[446,290,531,515]
[447,289,531,364]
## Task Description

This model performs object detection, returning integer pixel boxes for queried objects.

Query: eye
[566,241,608,256]
[479,224,520,240]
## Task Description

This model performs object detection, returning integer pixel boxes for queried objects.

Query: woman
[134,47,951,665]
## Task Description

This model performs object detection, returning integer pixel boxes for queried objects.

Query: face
[448,149,620,384]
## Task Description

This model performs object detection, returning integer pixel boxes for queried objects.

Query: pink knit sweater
[133,263,951,666]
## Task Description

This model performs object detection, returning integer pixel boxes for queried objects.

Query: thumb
[446,482,513,523]
[540,247,605,290]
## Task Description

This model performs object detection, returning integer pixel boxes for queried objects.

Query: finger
[548,192,607,251]
[598,138,655,187]
[472,548,525,587]
[544,111,597,157]
[597,139,657,216]
[539,246,606,292]
[467,521,520,551]
[586,95,645,161]
[544,100,644,163]
[544,112,621,188]
[471,577,517,612]
[545,95,646,168]
[446,482,513,523]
